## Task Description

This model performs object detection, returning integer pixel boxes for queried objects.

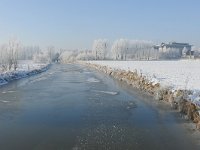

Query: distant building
[154,42,193,59]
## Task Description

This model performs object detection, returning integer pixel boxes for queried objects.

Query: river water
[0,64,199,150]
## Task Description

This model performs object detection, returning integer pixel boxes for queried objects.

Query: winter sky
[0,0,199,49]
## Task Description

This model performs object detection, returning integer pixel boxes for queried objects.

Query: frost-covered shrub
[59,51,78,63]
[76,51,95,60]
[33,51,50,63]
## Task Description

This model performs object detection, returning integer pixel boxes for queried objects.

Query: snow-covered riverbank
[0,60,50,86]
[85,60,200,129]
[87,60,200,105]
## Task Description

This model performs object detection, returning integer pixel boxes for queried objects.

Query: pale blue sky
[0,0,199,49]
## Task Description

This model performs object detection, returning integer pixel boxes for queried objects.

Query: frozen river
[0,64,199,150]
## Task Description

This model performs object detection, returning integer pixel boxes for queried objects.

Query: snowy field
[0,60,49,86]
[88,60,200,104]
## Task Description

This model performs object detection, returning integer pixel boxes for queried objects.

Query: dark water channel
[0,64,199,150]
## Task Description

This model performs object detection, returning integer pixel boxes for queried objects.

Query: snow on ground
[0,60,49,86]
[87,60,200,105]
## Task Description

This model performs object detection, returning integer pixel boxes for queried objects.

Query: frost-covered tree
[76,50,95,60]
[47,46,56,62]
[0,44,9,71]
[32,51,50,63]
[159,47,181,59]
[18,46,41,60]
[92,39,109,60]
[2,38,22,70]
[0,38,59,72]
[129,40,154,60]
[192,46,200,58]
[32,46,59,63]
[52,52,60,62]
[182,47,188,56]
[59,50,78,63]
[111,39,154,60]
[111,39,129,60]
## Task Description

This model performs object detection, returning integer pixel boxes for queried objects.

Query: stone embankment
[85,62,200,130]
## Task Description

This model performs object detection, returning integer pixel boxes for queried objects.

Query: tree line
[1,38,198,68]
[60,38,200,62]
[59,39,158,62]
[0,38,59,72]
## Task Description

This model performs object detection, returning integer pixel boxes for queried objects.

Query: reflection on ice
[87,77,100,83]
[0,100,10,103]
[83,71,91,74]
[1,91,16,94]
[92,90,119,95]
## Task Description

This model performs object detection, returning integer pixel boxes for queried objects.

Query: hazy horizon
[0,0,199,49]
